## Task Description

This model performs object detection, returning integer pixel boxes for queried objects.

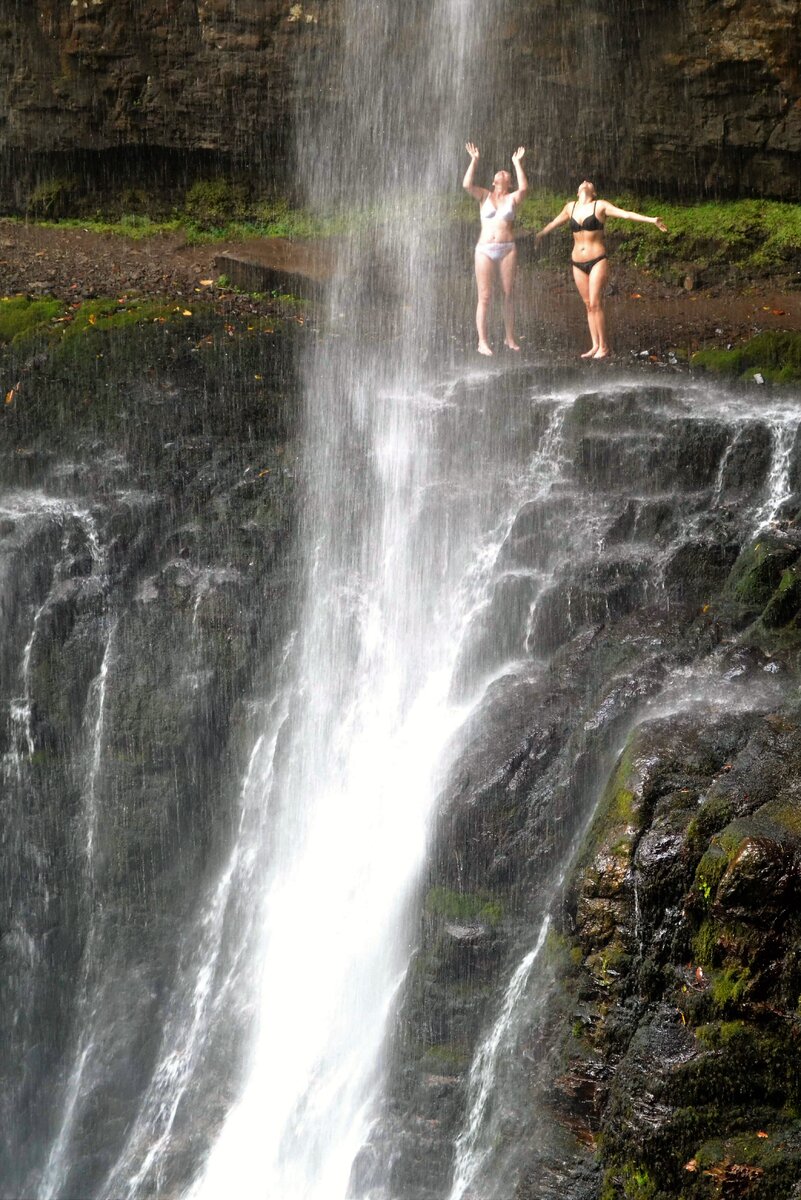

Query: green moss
[694,1019,748,1049]
[587,944,632,988]
[27,177,76,218]
[692,919,719,967]
[578,740,643,872]
[691,1126,801,1189]
[761,566,801,629]
[600,1161,657,1200]
[693,843,730,907]
[692,332,801,384]
[710,965,751,1010]
[725,539,800,610]
[421,1042,471,1072]
[0,296,63,343]
[0,296,196,362]
[424,886,503,926]
[185,178,247,226]
[686,792,737,852]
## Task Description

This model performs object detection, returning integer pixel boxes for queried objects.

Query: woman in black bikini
[536,181,667,359]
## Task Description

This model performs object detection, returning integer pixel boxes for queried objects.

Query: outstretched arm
[511,146,528,202]
[535,205,571,241]
[463,143,486,200]
[599,201,667,232]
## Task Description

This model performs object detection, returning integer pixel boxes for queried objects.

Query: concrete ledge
[213,238,335,298]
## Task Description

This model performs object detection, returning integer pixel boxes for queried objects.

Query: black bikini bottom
[572,254,608,276]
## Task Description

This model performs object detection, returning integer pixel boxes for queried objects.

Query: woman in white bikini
[535,180,667,359]
[463,142,527,356]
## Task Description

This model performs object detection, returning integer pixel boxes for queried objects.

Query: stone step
[213,237,335,298]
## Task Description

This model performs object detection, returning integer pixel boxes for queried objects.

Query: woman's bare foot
[504,339,521,352]
[580,346,599,359]
[592,348,611,359]
[478,342,493,356]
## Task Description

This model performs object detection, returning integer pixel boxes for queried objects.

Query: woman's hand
[466,142,480,161]
[512,146,525,164]
[654,217,668,232]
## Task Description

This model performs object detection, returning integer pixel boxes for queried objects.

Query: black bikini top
[570,200,604,232]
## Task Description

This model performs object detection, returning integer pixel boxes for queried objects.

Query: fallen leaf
[684,1158,698,1173]
[182,310,192,317]
[199,279,214,287]
[630,292,642,299]
[5,386,17,405]
[695,966,705,982]
[88,313,97,325]
[757,1131,769,1138]
[771,309,787,316]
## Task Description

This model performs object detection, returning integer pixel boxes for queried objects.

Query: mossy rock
[185,178,248,227]
[725,538,801,612]
[692,331,801,385]
[761,566,801,629]
[27,177,77,218]
[424,886,504,927]
[689,1125,801,1196]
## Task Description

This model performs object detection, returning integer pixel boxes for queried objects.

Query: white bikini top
[481,192,516,223]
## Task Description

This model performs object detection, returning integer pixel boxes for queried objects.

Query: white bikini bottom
[476,241,515,262]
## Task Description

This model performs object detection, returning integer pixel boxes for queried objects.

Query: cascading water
[6,2,801,1196]
[184,2,521,1196]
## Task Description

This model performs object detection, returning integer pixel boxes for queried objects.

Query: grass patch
[424,886,503,926]
[692,331,801,383]
[0,296,63,342]
[12,190,801,283]
[0,295,197,356]
[512,193,801,277]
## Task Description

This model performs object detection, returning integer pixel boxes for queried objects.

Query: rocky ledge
[364,377,801,1200]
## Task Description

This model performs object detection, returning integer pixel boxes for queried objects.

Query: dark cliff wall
[1,0,800,206]
[501,0,801,198]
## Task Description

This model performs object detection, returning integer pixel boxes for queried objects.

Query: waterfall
[188,2,507,1197]
[448,915,552,1200]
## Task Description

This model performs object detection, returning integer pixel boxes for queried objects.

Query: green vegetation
[569,196,801,276]
[0,296,63,342]
[424,886,503,926]
[13,185,801,283]
[600,1161,657,1200]
[26,177,76,218]
[709,965,751,1011]
[692,331,801,384]
[487,191,801,280]
[0,295,199,355]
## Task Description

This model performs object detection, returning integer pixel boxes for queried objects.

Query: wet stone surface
[366,379,801,1200]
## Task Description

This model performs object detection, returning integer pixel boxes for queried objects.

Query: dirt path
[2,219,801,363]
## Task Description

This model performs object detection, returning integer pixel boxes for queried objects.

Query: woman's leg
[571,264,597,356]
[587,258,610,357]
[499,246,520,350]
[474,247,495,355]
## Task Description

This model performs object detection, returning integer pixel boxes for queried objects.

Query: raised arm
[511,146,528,201]
[535,205,571,242]
[463,143,486,200]
[599,200,667,232]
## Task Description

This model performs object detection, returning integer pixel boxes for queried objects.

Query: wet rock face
[370,379,801,1199]
[1,0,801,199]
[506,0,801,197]
[0,315,299,1198]
[559,708,801,1198]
